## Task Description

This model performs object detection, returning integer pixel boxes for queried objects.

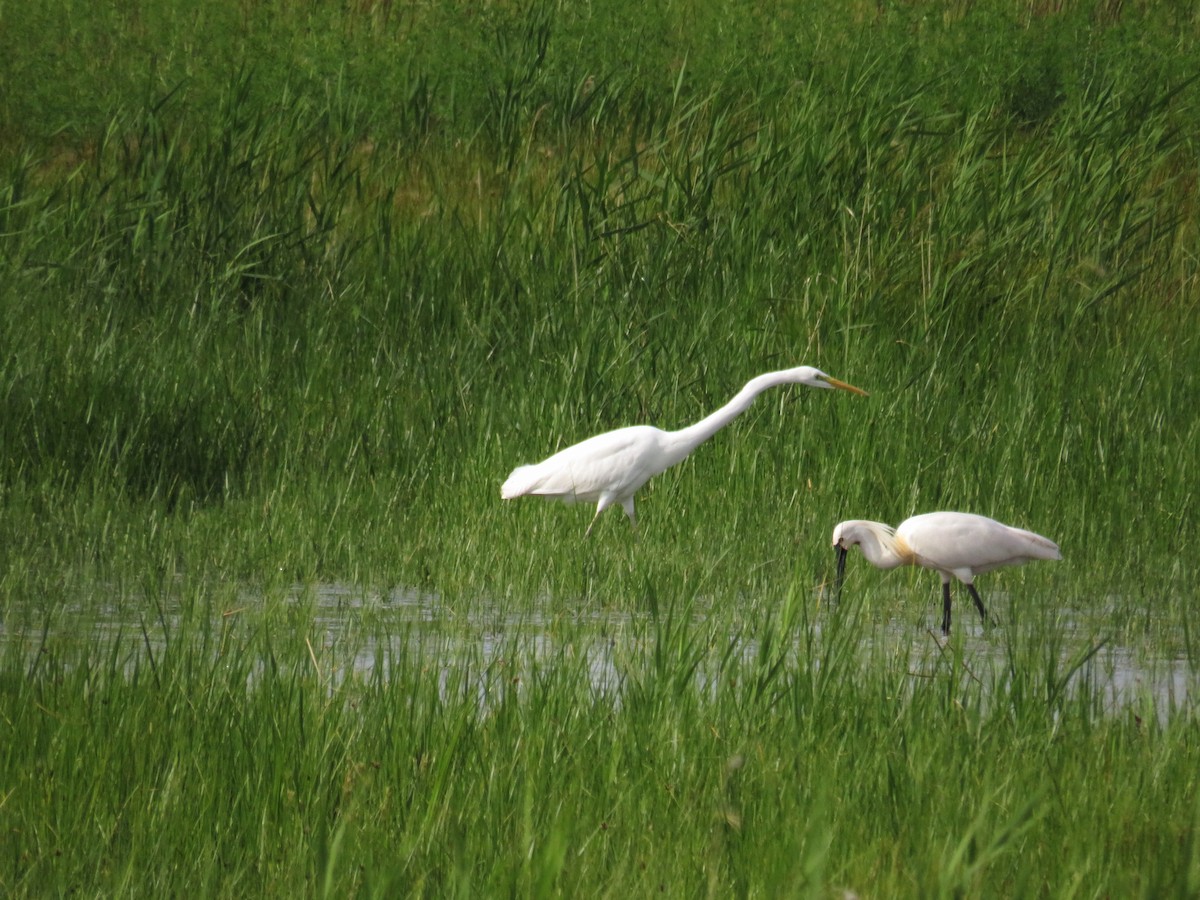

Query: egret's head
[795,367,868,396]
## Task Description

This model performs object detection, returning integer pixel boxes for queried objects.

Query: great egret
[502,367,867,536]
[832,511,1061,634]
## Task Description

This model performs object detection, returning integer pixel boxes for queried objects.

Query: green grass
[5,581,1199,896]
[2,0,1199,895]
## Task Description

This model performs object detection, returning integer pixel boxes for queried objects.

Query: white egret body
[832,511,1061,634]
[502,367,866,536]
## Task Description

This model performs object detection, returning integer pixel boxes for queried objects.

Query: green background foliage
[1,1,1198,895]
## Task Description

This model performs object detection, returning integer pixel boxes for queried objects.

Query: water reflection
[2,581,1194,721]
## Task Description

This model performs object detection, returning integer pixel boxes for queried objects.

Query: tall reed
[1,1,1198,895]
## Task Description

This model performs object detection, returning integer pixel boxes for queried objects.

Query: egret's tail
[501,465,536,499]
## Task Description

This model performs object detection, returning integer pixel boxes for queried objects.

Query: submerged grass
[4,579,1199,896]
[2,0,1199,895]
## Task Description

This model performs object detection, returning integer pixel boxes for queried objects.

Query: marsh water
[4,581,1194,722]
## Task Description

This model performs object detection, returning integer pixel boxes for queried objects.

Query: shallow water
[2,581,1194,721]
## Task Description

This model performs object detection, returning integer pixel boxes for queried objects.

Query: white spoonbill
[502,367,867,536]
[832,511,1061,634]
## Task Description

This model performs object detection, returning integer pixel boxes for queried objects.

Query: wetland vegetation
[1,0,1199,895]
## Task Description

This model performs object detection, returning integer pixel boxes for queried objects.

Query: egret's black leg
[941,582,952,635]
[966,583,988,625]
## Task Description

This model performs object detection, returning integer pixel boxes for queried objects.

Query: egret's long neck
[851,522,913,570]
[659,372,789,465]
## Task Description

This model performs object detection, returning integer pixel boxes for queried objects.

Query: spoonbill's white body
[832,511,1061,634]
[502,367,867,536]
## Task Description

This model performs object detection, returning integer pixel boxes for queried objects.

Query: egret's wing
[502,427,661,503]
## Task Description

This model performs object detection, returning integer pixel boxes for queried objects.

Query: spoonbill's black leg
[941,582,952,635]
[966,583,989,626]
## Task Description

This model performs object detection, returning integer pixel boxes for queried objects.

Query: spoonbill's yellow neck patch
[890,531,917,567]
